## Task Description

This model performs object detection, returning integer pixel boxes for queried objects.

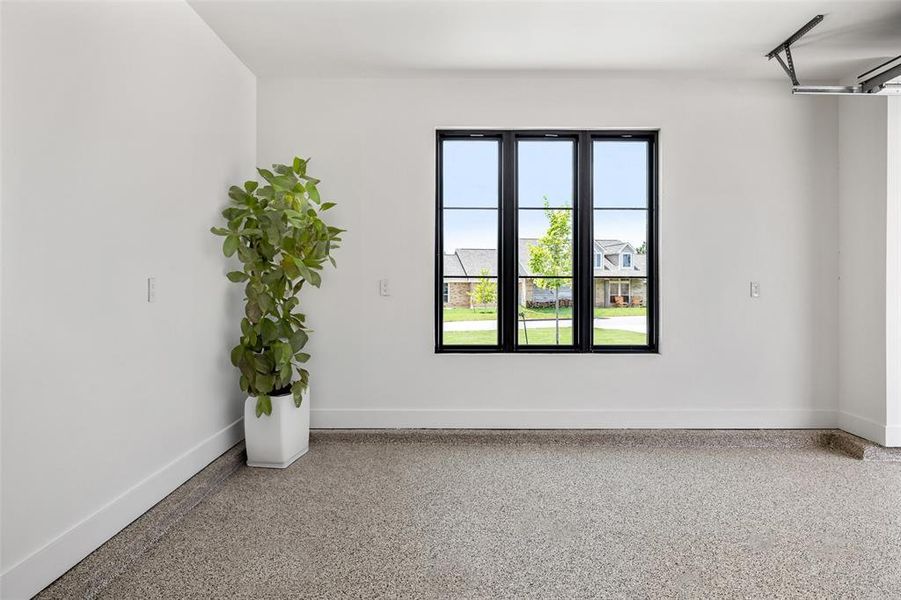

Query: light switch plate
[750,281,760,298]
[379,279,390,297]
[147,277,157,303]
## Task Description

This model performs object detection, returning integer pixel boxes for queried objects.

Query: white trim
[886,97,901,443]
[886,425,901,447]
[837,410,887,446]
[312,408,836,429]
[0,419,244,600]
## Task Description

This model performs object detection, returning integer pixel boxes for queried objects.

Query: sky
[443,139,648,254]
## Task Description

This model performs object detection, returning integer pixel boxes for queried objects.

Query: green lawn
[442,306,646,322]
[442,327,647,346]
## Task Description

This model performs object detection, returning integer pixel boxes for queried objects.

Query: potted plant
[211,157,343,468]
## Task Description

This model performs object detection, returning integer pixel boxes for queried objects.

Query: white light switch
[379,279,390,297]
[147,277,157,303]
[750,281,760,298]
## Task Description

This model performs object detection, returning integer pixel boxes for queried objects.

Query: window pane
[443,208,498,346]
[593,141,648,208]
[594,277,648,346]
[593,210,647,260]
[443,276,498,345]
[519,209,573,277]
[517,277,573,346]
[443,210,497,262]
[442,140,499,208]
[518,140,574,208]
[593,210,648,345]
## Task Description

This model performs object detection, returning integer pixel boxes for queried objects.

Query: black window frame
[435,129,659,354]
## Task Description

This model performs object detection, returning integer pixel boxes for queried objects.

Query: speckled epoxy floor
[91,432,901,599]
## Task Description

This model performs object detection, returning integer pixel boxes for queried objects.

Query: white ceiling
[189,1,901,82]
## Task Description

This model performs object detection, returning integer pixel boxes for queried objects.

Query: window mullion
[577,132,593,352]
[501,132,517,352]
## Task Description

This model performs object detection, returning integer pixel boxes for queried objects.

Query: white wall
[836,96,899,446]
[258,77,839,429]
[886,96,901,446]
[0,2,255,598]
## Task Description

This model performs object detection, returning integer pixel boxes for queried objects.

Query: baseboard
[0,418,244,600]
[311,408,837,430]
[884,425,901,447]
[837,411,887,446]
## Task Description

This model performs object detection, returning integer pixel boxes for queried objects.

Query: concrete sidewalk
[443,315,647,333]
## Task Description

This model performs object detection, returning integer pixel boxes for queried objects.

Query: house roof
[444,238,646,279]
[443,252,466,277]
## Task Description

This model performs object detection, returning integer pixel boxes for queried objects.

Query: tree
[527,198,572,343]
[469,268,497,309]
[636,241,647,255]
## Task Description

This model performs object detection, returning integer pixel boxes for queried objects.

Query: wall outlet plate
[750,281,760,298]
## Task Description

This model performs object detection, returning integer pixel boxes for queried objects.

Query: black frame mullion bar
[436,129,658,354]
[501,131,516,352]
[577,131,593,352]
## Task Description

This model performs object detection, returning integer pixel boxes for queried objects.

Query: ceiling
[189,1,901,82]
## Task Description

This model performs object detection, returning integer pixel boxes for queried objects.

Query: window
[608,280,631,305]
[436,130,658,353]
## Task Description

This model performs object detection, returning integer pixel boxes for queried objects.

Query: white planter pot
[243,389,310,468]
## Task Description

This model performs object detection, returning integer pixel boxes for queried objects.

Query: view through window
[436,130,657,353]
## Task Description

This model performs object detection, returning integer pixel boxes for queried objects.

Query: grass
[442,327,647,346]
[442,306,646,322]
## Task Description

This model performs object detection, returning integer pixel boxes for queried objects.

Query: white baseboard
[0,418,244,600]
[884,425,901,447]
[837,410,887,446]
[312,408,837,430]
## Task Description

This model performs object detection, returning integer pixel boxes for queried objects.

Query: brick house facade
[443,238,647,308]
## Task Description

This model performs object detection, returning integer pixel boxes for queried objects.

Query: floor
[42,431,901,599]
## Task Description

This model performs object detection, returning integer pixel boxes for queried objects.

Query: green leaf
[294,260,313,281]
[275,342,293,365]
[244,180,259,193]
[228,186,254,205]
[293,157,303,173]
[260,319,278,344]
[210,227,230,236]
[258,293,275,314]
[307,183,320,204]
[291,381,306,407]
[320,202,336,211]
[295,352,311,363]
[226,271,249,282]
[223,236,239,257]
[230,345,243,367]
[257,168,275,183]
[245,301,262,323]
[290,329,308,352]
[256,395,272,417]
[256,374,275,394]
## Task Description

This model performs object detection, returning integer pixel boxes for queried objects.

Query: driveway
[443,316,647,334]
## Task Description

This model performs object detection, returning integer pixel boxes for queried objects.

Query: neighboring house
[443,238,647,308]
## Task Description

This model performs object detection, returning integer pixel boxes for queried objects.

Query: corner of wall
[885,96,901,445]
